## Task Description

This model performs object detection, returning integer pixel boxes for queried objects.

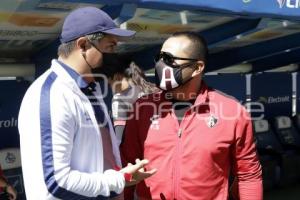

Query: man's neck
[167,76,202,101]
[58,56,95,83]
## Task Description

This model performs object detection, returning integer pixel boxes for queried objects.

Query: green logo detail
[258,97,268,103]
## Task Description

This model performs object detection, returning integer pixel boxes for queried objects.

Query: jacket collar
[193,81,209,107]
[160,80,209,107]
[56,59,89,89]
[50,59,87,96]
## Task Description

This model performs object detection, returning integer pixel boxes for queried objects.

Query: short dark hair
[57,40,77,58]
[171,31,208,65]
[57,32,105,58]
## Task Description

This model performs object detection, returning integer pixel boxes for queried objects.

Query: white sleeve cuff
[103,169,125,194]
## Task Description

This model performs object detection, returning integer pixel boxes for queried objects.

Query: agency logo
[258,96,290,104]
[277,0,300,8]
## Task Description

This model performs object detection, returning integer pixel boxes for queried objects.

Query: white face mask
[155,60,196,91]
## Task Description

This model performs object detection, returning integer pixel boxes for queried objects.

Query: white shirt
[18,60,125,200]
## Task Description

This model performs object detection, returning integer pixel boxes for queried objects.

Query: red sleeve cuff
[123,173,133,182]
[114,165,132,182]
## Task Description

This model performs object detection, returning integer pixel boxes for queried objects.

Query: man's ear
[76,37,88,52]
[192,61,205,77]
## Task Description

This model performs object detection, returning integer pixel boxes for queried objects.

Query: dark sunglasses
[155,51,199,67]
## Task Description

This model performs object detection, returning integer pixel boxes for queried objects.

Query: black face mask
[155,60,197,91]
[101,52,119,67]
[91,52,118,81]
[88,41,116,69]
[91,52,132,83]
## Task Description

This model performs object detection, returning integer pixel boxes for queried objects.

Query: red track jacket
[121,82,262,200]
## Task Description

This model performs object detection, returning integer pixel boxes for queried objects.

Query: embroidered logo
[5,152,16,164]
[84,112,92,121]
[206,115,218,128]
[150,115,160,130]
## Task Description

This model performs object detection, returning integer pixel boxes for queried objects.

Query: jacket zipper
[173,128,182,200]
[172,107,195,199]
[177,128,183,138]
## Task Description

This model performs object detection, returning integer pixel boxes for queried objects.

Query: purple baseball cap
[60,7,136,43]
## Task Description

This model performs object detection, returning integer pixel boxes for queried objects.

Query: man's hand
[120,159,157,186]
[6,184,17,200]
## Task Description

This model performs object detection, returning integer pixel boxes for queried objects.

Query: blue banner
[0,80,30,149]
[203,74,246,103]
[251,73,292,119]
[28,0,300,20]
[141,0,300,20]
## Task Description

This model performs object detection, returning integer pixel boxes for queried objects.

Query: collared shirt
[57,60,88,88]
[57,60,115,170]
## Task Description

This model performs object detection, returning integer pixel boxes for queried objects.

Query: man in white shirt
[18,7,156,200]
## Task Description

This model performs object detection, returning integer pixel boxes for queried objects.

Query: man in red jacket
[120,31,262,200]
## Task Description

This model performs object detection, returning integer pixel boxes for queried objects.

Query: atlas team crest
[206,115,218,128]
